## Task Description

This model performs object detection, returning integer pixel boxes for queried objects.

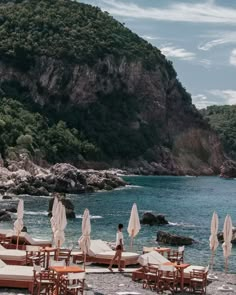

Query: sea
[1,176,236,272]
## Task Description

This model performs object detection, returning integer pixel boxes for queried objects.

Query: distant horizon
[81,0,236,109]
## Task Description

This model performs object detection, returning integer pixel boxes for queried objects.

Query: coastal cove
[1,175,236,272]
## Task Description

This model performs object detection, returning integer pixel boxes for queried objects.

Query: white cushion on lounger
[184,265,205,279]
[0,250,26,261]
[20,233,51,245]
[0,230,51,245]
[88,240,112,256]
[0,265,33,280]
[0,259,6,268]
[138,251,169,266]
[95,251,139,259]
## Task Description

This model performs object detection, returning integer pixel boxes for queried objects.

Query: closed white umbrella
[209,211,219,273]
[54,202,67,248]
[78,208,91,270]
[127,203,141,250]
[50,196,59,237]
[222,215,232,274]
[14,199,24,249]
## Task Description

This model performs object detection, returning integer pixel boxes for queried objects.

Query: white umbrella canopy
[127,203,141,249]
[78,208,91,269]
[54,201,67,248]
[14,199,24,249]
[222,214,233,274]
[209,212,219,271]
[50,196,59,234]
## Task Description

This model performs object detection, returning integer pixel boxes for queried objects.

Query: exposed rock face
[157,231,194,246]
[0,153,126,195]
[141,212,169,226]
[218,228,236,244]
[48,195,76,219]
[220,160,236,178]
[0,53,225,175]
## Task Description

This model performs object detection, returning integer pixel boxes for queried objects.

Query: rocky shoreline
[0,150,234,198]
[0,153,126,196]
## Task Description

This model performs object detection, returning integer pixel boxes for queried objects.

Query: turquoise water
[1,176,236,272]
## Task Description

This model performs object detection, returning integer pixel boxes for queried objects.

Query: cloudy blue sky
[80,0,236,109]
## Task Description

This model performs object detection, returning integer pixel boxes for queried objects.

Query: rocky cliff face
[0,0,225,175]
[0,55,224,175]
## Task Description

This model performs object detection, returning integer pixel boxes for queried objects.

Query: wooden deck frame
[0,279,33,292]
[73,253,138,268]
[0,258,26,265]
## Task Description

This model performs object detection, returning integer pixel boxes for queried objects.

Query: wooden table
[155,247,171,257]
[49,265,84,295]
[163,261,190,291]
[41,247,57,269]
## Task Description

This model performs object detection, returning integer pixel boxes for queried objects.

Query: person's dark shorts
[116,245,122,250]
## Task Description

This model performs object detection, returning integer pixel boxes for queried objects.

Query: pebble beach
[1,271,236,295]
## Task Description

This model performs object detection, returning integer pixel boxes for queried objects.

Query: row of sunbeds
[0,230,206,291]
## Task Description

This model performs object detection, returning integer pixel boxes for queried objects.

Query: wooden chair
[54,248,71,266]
[168,246,185,263]
[26,245,45,267]
[60,272,85,295]
[158,265,177,294]
[142,264,159,291]
[189,266,209,295]
[34,268,56,295]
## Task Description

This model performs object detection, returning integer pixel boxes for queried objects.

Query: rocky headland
[0,0,226,177]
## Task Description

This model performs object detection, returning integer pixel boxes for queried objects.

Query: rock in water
[218,228,236,244]
[156,231,194,245]
[0,210,12,222]
[220,160,236,178]
[48,194,75,219]
[141,212,169,226]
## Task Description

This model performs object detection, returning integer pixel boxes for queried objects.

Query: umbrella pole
[130,237,133,251]
[16,234,19,250]
[225,257,228,274]
[56,240,60,261]
[84,253,86,270]
[210,251,215,273]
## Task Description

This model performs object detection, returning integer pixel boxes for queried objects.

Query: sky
[80,0,236,109]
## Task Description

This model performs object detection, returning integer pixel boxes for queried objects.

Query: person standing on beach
[108,223,124,272]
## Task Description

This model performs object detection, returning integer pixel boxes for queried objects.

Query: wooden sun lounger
[0,230,52,249]
[0,245,26,265]
[74,240,140,268]
[0,260,33,292]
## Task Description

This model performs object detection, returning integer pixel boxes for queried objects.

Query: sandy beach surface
[0,271,235,295]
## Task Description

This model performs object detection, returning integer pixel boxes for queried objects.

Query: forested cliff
[0,0,225,175]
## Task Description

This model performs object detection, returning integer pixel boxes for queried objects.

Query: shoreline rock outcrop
[48,194,76,219]
[220,160,236,179]
[0,153,126,196]
[157,230,194,245]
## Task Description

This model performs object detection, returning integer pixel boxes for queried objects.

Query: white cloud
[208,89,236,104]
[160,45,195,61]
[230,49,236,66]
[199,59,212,68]
[192,94,217,109]
[198,32,236,51]
[141,35,159,41]
[101,0,236,24]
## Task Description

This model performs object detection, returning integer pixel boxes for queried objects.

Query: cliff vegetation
[201,105,236,160]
